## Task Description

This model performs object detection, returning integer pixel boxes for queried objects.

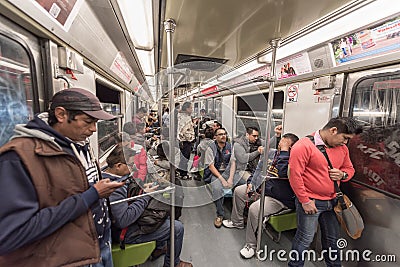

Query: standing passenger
[288,117,362,267]
[177,102,195,180]
[133,107,148,125]
[0,88,124,266]
[162,108,170,127]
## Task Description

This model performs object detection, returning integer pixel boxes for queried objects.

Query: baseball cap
[50,88,116,120]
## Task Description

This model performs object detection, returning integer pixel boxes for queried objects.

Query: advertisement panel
[331,16,400,65]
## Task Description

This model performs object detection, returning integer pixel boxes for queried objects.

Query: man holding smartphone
[0,88,125,267]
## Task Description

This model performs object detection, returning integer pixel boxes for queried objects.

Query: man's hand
[302,200,318,215]
[246,184,253,194]
[257,146,264,154]
[226,177,233,188]
[328,168,345,181]
[93,179,125,198]
[143,183,160,193]
[274,124,282,137]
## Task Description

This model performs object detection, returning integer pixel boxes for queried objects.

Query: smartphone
[152,181,159,187]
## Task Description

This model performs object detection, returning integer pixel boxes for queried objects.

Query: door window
[0,34,34,146]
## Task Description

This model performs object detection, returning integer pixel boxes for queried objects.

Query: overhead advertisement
[331,16,400,66]
[33,0,84,31]
[277,52,313,80]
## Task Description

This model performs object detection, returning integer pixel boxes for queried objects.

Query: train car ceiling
[161,0,353,69]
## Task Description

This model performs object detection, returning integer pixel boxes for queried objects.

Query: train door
[0,16,42,147]
[342,64,400,264]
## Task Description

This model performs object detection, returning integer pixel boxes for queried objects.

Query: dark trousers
[178,141,192,176]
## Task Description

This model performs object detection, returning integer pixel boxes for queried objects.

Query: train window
[214,98,222,123]
[236,91,284,137]
[0,34,34,147]
[349,72,400,196]
[96,82,121,157]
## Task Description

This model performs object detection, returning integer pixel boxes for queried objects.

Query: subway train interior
[0,0,400,266]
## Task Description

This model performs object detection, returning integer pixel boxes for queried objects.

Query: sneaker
[180,175,191,180]
[222,220,244,229]
[240,244,255,259]
[214,216,223,228]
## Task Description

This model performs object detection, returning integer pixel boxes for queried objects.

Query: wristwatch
[342,172,348,180]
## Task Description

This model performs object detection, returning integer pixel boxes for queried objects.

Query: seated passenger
[222,133,299,259]
[123,122,148,182]
[203,128,246,228]
[233,126,264,180]
[153,141,184,219]
[104,144,193,267]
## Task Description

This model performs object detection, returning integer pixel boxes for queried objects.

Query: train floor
[141,177,325,267]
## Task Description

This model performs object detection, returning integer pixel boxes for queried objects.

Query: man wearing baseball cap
[0,88,124,266]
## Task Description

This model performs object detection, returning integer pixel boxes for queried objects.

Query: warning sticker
[287,84,299,103]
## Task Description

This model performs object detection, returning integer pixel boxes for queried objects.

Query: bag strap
[306,135,347,209]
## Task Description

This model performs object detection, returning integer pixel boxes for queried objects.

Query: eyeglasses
[216,133,227,136]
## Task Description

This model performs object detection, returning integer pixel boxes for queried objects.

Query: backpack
[135,198,170,234]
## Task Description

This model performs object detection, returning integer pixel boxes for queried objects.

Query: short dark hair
[204,127,214,139]
[181,102,192,112]
[214,127,227,136]
[106,144,126,167]
[106,143,136,167]
[123,122,136,135]
[323,117,362,135]
[137,107,148,114]
[200,109,206,113]
[282,133,299,145]
[246,126,259,135]
[136,122,146,132]
[48,109,85,126]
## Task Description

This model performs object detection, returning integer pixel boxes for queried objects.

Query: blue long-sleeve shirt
[104,172,151,242]
[247,150,295,209]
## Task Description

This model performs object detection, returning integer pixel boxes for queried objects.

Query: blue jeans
[210,172,245,217]
[127,218,184,267]
[86,230,113,267]
[288,198,340,267]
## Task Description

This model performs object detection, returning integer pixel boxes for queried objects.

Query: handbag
[307,135,364,239]
[333,183,364,239]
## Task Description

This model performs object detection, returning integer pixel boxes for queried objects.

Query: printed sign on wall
[286,84,299,103]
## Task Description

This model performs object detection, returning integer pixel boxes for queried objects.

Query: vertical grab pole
[164,18,176,267]
[256,38,281,257]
